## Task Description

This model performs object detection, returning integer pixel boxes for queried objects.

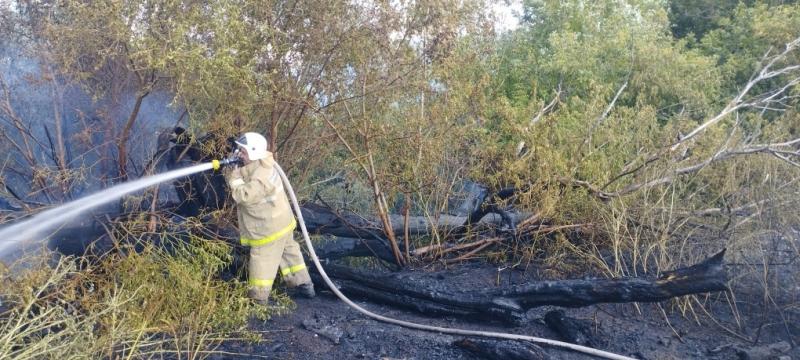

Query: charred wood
[310,263,529,325]
[310,250,728,325]
[484,249,728,308]
[454,338,547,360]
[544,310,595,347]
[300,202,388,239]
[451,186,523,238]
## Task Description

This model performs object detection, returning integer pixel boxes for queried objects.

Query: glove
[224,166,244,188]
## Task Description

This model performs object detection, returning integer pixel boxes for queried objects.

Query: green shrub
[0,231,292,360]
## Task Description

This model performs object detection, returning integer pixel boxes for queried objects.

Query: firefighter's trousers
[247,232,312,301]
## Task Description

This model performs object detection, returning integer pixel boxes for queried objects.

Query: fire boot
[296,283,316,299]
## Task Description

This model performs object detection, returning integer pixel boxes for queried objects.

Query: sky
[493,0,523,33]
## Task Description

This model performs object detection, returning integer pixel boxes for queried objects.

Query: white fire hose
[274,163,636,360]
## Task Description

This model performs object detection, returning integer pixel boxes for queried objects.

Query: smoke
[0,45,183,210]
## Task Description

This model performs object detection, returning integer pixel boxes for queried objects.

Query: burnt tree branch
[311,249,729,325]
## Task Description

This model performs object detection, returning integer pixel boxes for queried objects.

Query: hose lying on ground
[273,163,636,360]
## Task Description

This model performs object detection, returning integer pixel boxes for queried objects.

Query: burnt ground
[212,262,799,360]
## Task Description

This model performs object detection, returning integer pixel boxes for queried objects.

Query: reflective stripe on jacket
[225,153,295,246]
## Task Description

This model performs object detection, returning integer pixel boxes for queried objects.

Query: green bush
[0,231,292,360]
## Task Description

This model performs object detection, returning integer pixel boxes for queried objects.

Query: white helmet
[234,132,269,161]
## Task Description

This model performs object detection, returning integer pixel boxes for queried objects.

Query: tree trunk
[117,90,148,180]
[48,72,68,175]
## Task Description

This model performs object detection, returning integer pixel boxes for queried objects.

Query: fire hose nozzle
[211,157,243,171]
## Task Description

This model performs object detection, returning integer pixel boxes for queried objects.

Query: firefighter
[223,132,315,304]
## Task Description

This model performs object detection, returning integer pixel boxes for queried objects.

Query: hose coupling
[212,156,243,171]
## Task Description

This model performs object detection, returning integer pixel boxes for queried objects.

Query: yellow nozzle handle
[211,159,221,171]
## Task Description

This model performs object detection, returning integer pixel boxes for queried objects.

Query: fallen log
[314,234,508,265]
[310,250,728,325]
[310,263,529,324]
[300,202,527,240]
[486,249,729,308]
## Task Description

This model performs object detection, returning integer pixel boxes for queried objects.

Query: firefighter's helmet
[234,132,269,161]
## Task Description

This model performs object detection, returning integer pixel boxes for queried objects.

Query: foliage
[700,2,800,96]
[1,0,800,348]
[0,227,289,360]
[668,0,745,40]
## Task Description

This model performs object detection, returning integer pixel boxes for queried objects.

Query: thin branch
[530,82,562,126]
[600,39,800,192]
[579,80,628,159]
[687,197,794,217]
[602,140,800,198]
[671,37,800,151]
[589,81,628,133]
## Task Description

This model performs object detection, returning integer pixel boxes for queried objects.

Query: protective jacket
[225,152,311,302]
[227,153,296,247]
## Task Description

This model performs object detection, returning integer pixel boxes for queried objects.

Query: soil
[214,262,799,360]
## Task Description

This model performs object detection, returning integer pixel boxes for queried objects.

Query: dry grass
[0,221,293,360]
